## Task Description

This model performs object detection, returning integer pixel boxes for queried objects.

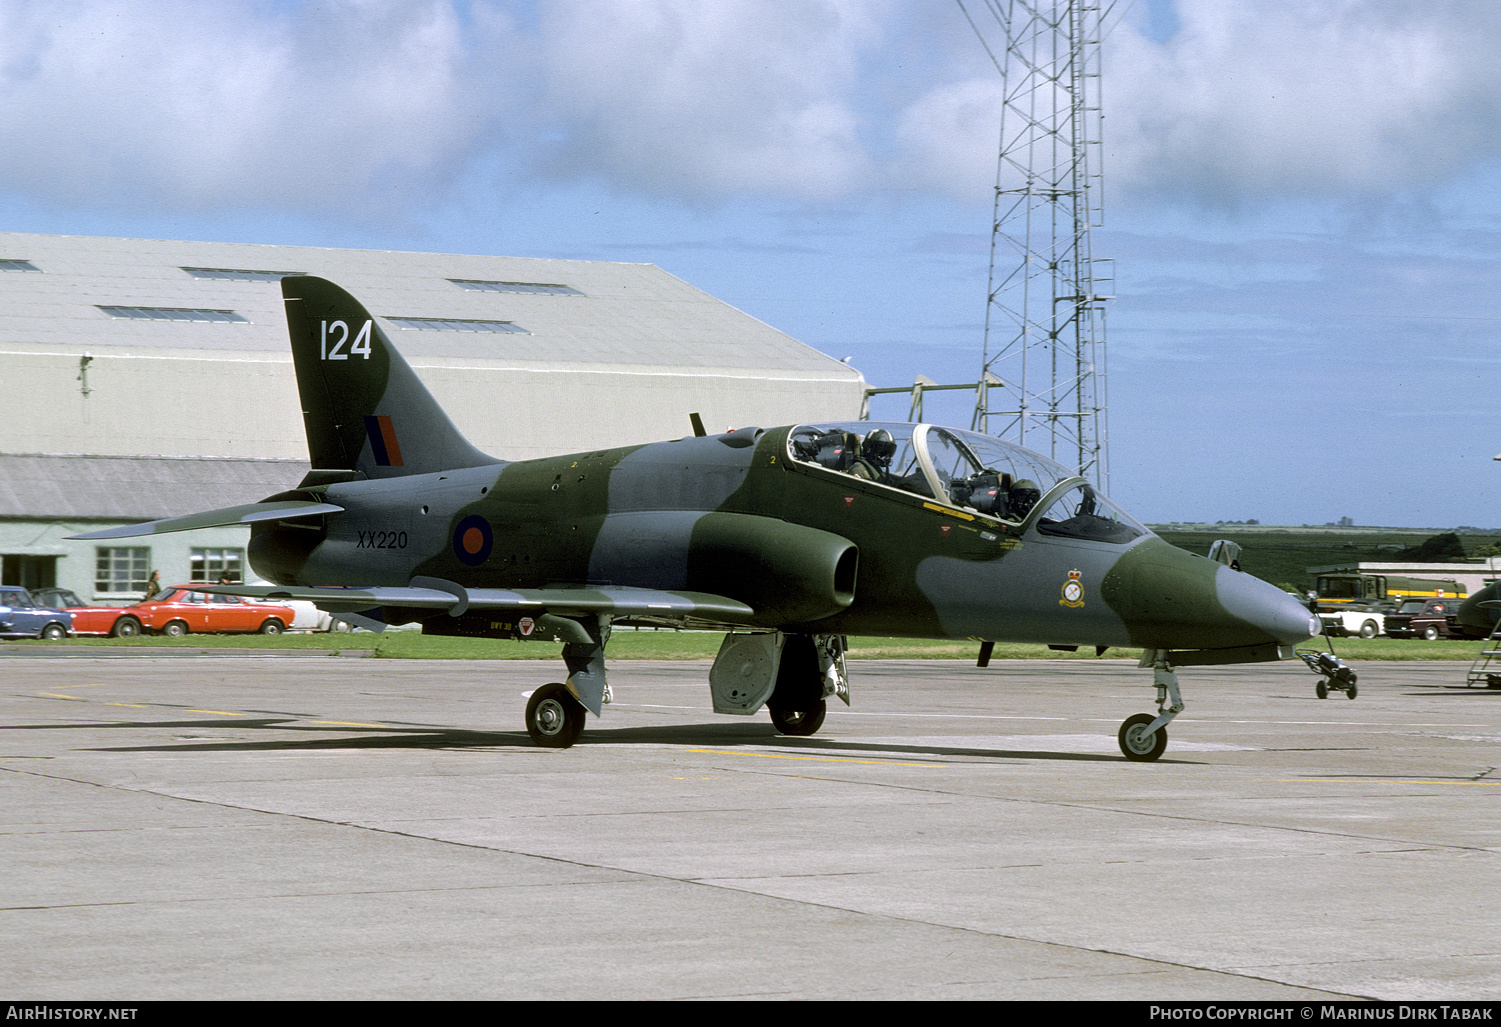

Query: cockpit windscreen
[787,422,1148,543]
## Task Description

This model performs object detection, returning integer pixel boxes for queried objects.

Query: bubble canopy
[787,422,1149,545]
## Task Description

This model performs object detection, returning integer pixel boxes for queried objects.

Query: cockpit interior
[788,422,1147,544]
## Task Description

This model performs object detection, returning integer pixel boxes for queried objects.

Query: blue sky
[0,0,1497,528]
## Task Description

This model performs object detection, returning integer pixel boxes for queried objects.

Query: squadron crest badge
[1059,569,1085,608]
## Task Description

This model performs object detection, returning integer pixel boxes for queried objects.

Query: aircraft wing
[67,501,344,540]
[194,582,757,626]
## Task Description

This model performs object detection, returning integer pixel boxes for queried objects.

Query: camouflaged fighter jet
[74,276,1320,760]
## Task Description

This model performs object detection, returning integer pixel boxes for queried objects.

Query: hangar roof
[0,232,859,379]
[0,454,308,521]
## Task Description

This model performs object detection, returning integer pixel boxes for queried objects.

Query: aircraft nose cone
[1100,538,1319,650]
[1215,566,1320,645]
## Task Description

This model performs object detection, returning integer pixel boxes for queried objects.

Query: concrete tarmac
[2,653,1499,1001]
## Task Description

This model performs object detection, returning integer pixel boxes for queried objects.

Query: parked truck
[1313,572,1466,607]
[1310,572,1467,638]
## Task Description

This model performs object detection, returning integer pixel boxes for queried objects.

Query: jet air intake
[246,489,334,585]
[686,512,857,627]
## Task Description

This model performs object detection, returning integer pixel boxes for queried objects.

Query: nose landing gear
[1118,657,1182,762]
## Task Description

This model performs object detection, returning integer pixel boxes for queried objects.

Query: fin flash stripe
[364,415,404,467]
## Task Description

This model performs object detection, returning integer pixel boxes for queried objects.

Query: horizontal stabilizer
[196,583,757,625]
[67,500,344,540]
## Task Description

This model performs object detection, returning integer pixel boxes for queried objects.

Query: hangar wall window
[386,316,528,334]
[447,279,583,296]
[95,547,150,597]
[181,267,305,282]
[191,548,242,583]
[98,306,249,323]
[0,259,40,272]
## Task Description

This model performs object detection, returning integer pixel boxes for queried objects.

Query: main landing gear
[768,700,827,736]
[525,682,587,748]
[765,634,846,738]
[522,615,610,749]
[1118,657,1182,762]
[522,629,849,749]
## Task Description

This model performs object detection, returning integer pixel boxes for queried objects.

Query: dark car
[0,586,73,640]
[1385,598,1465,640]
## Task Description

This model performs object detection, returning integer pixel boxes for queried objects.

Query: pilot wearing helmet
[1008,479,1041,520]
[850,429,897,484]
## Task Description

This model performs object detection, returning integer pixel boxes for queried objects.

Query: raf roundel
[452,514,493,567]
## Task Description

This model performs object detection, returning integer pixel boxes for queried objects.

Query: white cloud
[0,0,500,214]
[1109,1,1501,198]
[890,77,1003,200]
[0,0,888,213]
[4,0,1501,217]
[524,0,882,199]
[894,1,1501,204]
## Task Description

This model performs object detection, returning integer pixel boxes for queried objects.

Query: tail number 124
[321,320,372,360]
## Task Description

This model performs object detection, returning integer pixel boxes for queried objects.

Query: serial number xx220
[356,530,408,550]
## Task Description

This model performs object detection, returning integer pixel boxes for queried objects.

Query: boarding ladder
[1464,615,1501,689]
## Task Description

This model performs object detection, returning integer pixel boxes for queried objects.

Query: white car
[1317,605,1388,638]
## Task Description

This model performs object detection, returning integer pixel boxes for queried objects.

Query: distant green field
[2,629,1488,661]
[1152,528,1501,594]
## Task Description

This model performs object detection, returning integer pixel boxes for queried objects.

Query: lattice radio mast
[962,0,1115,491]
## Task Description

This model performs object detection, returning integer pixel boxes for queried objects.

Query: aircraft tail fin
[281,276,497,479]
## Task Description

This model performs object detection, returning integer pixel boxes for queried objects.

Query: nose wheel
[1118,713,1168,761]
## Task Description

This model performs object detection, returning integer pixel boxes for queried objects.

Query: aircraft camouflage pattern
[76,276,1321,760]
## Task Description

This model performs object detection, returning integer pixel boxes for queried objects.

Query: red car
[131,586,297,637]
[33,588,147,638]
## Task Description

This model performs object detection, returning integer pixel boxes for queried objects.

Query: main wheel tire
[1118,713,1168,762]
[1316,680,1328,699]
[40,623,66,641]
[161,620,188,638]
[1421,625,1440,641]
[1346,681,1358,699]
[769,699,827,736]
[258,619,284,635]
[111,617,141,638]
[526,682,586,748]
[1359,620,1379,638]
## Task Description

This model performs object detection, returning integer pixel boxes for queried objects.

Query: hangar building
[0,232,865,607]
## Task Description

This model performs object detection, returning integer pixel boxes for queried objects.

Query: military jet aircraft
[74,276,1319,760]
[1458,582,1501,639]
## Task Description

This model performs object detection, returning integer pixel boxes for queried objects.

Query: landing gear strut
[1118,657,1182,762]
